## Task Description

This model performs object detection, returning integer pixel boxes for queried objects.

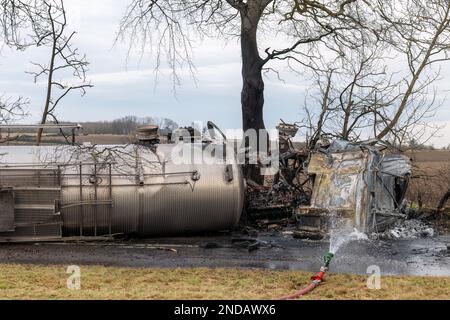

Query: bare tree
[0,95,28,122]
[116,0,377,180]
[303,60,441,148]
[26,0,92,145]
[149,117,179,131]
[0,0,32,49]
[116,0,376,133]
[373,0,450,141]
[0,95,29,143]
[0,0,54,49]
[302,0,450,148]
[0,1,50,135]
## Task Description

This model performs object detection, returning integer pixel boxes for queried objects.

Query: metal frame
[0,124,82,146]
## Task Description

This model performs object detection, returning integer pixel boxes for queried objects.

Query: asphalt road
[0,232,449,276]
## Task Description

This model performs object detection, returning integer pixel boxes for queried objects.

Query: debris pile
[245,121,310,221]
[245,122,422,242]
[245,182,306,219]
[375,219,435,239]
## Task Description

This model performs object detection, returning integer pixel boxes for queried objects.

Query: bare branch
[23,0,92,145]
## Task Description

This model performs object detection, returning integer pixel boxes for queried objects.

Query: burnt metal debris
[296,139,411,235]
[246,122,412,239]
[245,121,310,220]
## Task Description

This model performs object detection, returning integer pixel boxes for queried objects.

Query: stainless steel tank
[0,143,244,241]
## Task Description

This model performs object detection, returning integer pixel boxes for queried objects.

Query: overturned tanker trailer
[0,141,244,242]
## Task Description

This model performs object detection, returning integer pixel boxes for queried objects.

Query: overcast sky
[1,0,450,147]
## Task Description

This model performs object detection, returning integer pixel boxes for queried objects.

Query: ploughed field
[406,150,450,218]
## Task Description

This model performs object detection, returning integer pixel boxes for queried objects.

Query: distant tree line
[75,116,179,135]
[407,138,436,150]
[9,116,179,136]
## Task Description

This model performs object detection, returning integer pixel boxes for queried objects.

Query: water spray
[279,217,368,299]
[279,252,334,300]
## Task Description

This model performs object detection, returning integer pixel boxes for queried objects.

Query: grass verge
[0,264,448,299]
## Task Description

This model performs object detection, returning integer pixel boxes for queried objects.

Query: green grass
[0,264,448,300]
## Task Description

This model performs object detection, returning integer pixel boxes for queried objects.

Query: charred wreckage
[0,122,411,242]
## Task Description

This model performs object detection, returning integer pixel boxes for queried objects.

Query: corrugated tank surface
[0,143,244,239]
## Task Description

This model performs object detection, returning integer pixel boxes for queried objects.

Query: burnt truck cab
[296,140,411,236]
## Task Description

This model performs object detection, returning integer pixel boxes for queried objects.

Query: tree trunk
[36,35,57,146]
[436,188,450,217]
[240,3,267,184]
[241,34,264,133]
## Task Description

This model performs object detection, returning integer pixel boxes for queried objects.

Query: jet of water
[328,211,368,254]
[329,227,368,254]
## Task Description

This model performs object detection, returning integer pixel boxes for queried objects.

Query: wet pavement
[0,232,449,276]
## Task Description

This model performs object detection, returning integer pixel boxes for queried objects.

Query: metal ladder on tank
[67,162,114,239]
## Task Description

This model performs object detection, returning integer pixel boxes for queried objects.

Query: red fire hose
[279,268,326,300]
[279,252,334,300]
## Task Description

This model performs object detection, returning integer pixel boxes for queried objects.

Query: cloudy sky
[1,0,450,147]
